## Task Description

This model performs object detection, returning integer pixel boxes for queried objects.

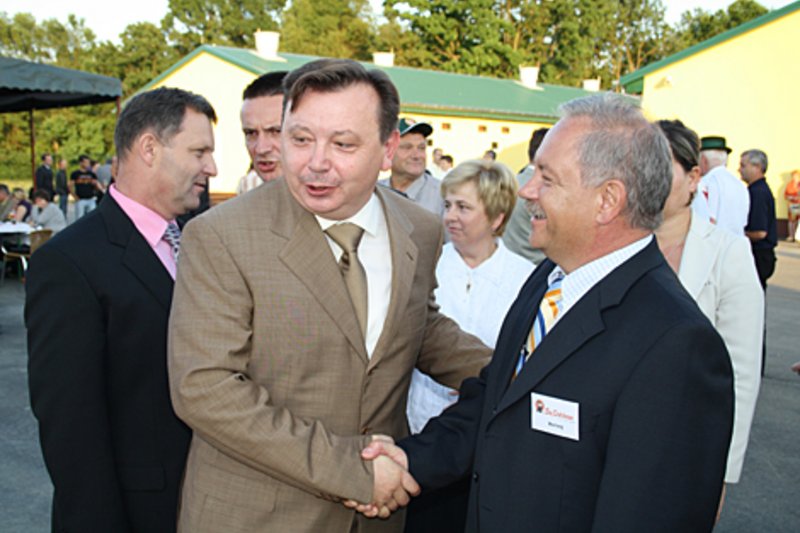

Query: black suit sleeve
[399,363,491,491]
[26,245,132,532]
[590,320,733,532]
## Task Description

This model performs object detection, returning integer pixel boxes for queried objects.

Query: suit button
[361,427,371,435]
[472,472,479,483]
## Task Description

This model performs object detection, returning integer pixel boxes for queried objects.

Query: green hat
[700,136,732,153]
[398,117,432,138]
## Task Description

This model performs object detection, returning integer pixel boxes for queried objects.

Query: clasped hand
[343,435,420,519]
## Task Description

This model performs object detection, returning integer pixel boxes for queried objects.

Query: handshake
[343,435,420,519]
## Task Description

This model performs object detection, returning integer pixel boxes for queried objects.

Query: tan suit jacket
[168,179,491,532]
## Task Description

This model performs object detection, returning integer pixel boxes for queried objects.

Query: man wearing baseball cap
[379,118,444,216]
[691,135,750,235]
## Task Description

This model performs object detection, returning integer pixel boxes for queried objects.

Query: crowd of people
[18,58,796,533]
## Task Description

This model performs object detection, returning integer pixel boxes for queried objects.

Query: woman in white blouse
[405,159,534,532]
[655,120,763,520]
[407,159,534,432]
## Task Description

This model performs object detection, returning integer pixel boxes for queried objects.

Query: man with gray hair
[739,149,777,290]
[692,136,750,234]
[356,93,734,531]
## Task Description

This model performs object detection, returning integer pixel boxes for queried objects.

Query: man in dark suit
[35,153,55,196]
[355,93,734,531]
[26,87,217,532]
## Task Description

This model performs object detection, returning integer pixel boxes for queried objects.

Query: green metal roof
[620,0,800,93]
[0,56,121,113]
[143,45,597,124]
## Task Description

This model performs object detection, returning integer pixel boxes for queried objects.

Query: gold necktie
[325,223,368,338]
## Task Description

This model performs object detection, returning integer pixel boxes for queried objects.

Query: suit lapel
[368,188,418,370]
[272,181,369,363]
[677,214,715,298]
[492,240,665,417]
[100,196,174,311]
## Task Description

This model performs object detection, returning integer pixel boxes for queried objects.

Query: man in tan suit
[168,59,490,532]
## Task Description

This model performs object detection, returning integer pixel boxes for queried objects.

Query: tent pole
[29,109,36,191]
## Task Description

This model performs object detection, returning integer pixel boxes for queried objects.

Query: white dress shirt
[691,165,750,235]
[316,193,392,358]
[406,240,534,434]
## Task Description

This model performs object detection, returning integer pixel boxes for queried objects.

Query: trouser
[75,198,97,219]
[752,247,776,290]
[57,193,68,216]
[752,247,775,375]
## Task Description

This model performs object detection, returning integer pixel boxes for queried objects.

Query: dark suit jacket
[36,164,54,194]
[401,240,734,533]
[26,195,191,533]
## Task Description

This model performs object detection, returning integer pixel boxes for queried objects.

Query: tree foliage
[281,0,375,60]
[162,0,284,55]
[0,1,772,184]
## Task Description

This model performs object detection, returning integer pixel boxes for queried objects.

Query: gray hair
[741,149,768,173]
[702,149,728,168]
[559,93,672,230]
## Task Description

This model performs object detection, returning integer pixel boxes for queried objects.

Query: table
[0,221,33,235]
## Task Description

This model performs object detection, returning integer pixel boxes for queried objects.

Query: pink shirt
[109,185,178,279]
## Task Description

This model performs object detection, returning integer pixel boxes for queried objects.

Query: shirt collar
[552,235,652,316]
[109,185,173,247]
[315,191,381,237]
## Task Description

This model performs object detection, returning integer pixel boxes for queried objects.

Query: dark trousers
[752,247,776,290]
[752,247,775,375]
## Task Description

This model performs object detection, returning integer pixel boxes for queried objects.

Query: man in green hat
[691,135,750,235]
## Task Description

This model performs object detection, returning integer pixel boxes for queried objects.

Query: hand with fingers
[343,435,419,518]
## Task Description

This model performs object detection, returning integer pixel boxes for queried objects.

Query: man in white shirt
[692,136,749,234]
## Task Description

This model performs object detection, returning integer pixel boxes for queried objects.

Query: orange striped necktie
[513,274,564,379]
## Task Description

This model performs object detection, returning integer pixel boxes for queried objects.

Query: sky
[0,0,793,44]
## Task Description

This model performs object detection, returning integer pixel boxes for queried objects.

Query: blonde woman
[405,159,533,532]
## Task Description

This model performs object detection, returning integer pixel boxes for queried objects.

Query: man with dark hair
[54,158,69,216]
[358,94,734,531]
[168,58,489,533]
[30,190,67,233]
[69,154,100,219]
[26,87,217,533]
[502,127,549,264]
[237,70,288,194]
[35,153,54,196]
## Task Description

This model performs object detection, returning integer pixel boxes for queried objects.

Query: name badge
[531,392,579,441]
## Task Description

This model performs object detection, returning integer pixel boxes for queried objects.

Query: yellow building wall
[151,52,260,194]
[404,114,552,173]
[150,52,552,193]
[639,9,800,218]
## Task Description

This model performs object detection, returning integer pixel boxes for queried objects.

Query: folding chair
[1,229,53,285]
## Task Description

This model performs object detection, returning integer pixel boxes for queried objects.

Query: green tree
[281,0,376,60]
[672,0,768,50]
[384,0,519,77]
[162,0,285,54]
[91,22,179,97]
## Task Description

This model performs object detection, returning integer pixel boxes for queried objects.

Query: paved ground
[1,242,798,532]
